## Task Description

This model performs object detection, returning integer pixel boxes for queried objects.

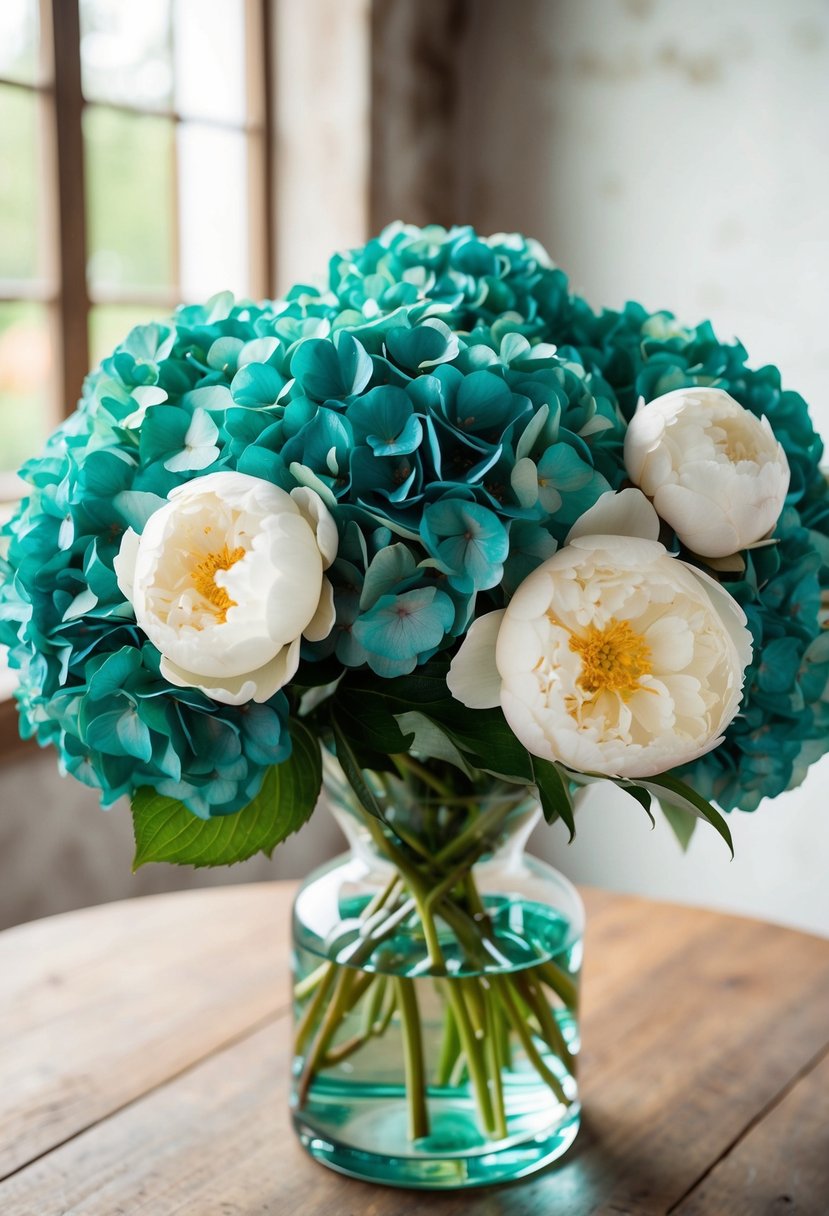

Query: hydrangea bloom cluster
[1,223,827,819]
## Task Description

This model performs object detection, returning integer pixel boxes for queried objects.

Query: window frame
[0,0,275,759]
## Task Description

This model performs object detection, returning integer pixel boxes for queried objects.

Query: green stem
[436,1003,461,1087]
[373,978,397,1036]
[294,963,337,1055]
[294,960,330,1003]
[517,973,577,1076]
[296,967,359,1106]
[484,985,508,1140]
[395,977,429,1141]
[362,815,445,967]
[449,1050,468,1088]
[433,799,515,867]
[293,871,401,1006]
[459,977,486,1042]
[360,974,388,1036]
[538,959,580,1011]
[442,979,496,1135]
[492,976,570,1107]
[392,753,454,799]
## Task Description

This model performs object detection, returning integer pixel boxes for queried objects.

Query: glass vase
[290,754,584,1189]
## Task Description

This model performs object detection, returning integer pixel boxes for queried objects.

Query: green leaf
[131,720,322,868]
[394,711,478,778]
[619,782,656,829]
[660,801,698,851]
[336,657,536,783]
[336,688,415,755]
[332,716,386,821]
[531,757,576,840]
[639,773,733,858]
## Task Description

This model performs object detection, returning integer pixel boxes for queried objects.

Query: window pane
[0,302,53,474]
[178,124,249,300]
[84,106,175,296]
[173,0,246,124]
[90,303,170,367]
[0,0,41,86]
[0,85,45,283]
[80,0,173,110]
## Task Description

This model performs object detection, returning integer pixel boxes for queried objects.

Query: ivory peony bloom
[115,471,337,705]
[448,492,753,779]
[623,387,789,558]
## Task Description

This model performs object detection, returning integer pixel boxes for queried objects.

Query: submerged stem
[395,977,429,1141]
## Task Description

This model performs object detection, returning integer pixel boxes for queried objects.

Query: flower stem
[395,977,429,1141]
[484,985,508,1140]
[391,753,454,799]
[492,976,570,1107]
[436,1003,461,1087]
[538,958,580,1011]
[294,961,337,1055]
[442,979,496,1135]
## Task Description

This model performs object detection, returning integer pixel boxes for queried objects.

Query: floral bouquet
[2,224,827,1188]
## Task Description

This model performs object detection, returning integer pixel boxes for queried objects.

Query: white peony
[115,471,338,705]
[447,491,753,779]
[623,387,789,558]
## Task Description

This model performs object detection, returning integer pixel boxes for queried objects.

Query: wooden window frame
[0,0,275,760]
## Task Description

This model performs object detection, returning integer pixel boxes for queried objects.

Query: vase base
[292,1104,581,1190]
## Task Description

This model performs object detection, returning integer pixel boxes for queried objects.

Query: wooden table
[1,883,828,1215]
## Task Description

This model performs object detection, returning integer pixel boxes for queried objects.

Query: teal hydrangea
[1,222,827,817]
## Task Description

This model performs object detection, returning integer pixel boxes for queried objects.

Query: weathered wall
[459,0,829,935]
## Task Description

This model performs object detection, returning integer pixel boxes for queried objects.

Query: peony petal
[114,527,140,603]
[566,488,661,543]
[654,483,741,557]
[303,577,336,642]
[290,485,339,568]
[447,610,505,709]
[160,637,301,706]
[644,615,695,671]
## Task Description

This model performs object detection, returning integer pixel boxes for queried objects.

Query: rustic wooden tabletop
[0,882,827,1214]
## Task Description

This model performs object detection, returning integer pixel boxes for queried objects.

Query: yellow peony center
[568,617,653,699]
[191,545,246,622]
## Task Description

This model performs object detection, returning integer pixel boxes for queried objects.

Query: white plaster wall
[465,0,829,936]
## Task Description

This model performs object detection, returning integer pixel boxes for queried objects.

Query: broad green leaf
[660,801,698,851]
[531,757,576,840]
[638,773,733,857]
[131,720,322,868]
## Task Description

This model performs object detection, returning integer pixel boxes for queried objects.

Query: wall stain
[621,0,658,19]
[563,44,725,87]
[790,19,827,54]
[714,217,745,250]
[599,172,625,199]
[657,44,723,86]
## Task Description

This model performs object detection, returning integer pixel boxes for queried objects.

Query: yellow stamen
[568,617,652,699]
[191,545,245,622]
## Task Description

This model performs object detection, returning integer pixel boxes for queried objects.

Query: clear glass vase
[290,754,584,1189]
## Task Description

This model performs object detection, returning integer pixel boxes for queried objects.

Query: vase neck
[321,751,540,873]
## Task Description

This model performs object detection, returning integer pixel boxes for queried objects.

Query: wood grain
[673,1047,829,1216]
[1,885,828,1214]
[0,883,293,1182]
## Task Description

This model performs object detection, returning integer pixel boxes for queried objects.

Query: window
[0,0,274,751]
[0,0,374,759]
[0,0,273,504]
